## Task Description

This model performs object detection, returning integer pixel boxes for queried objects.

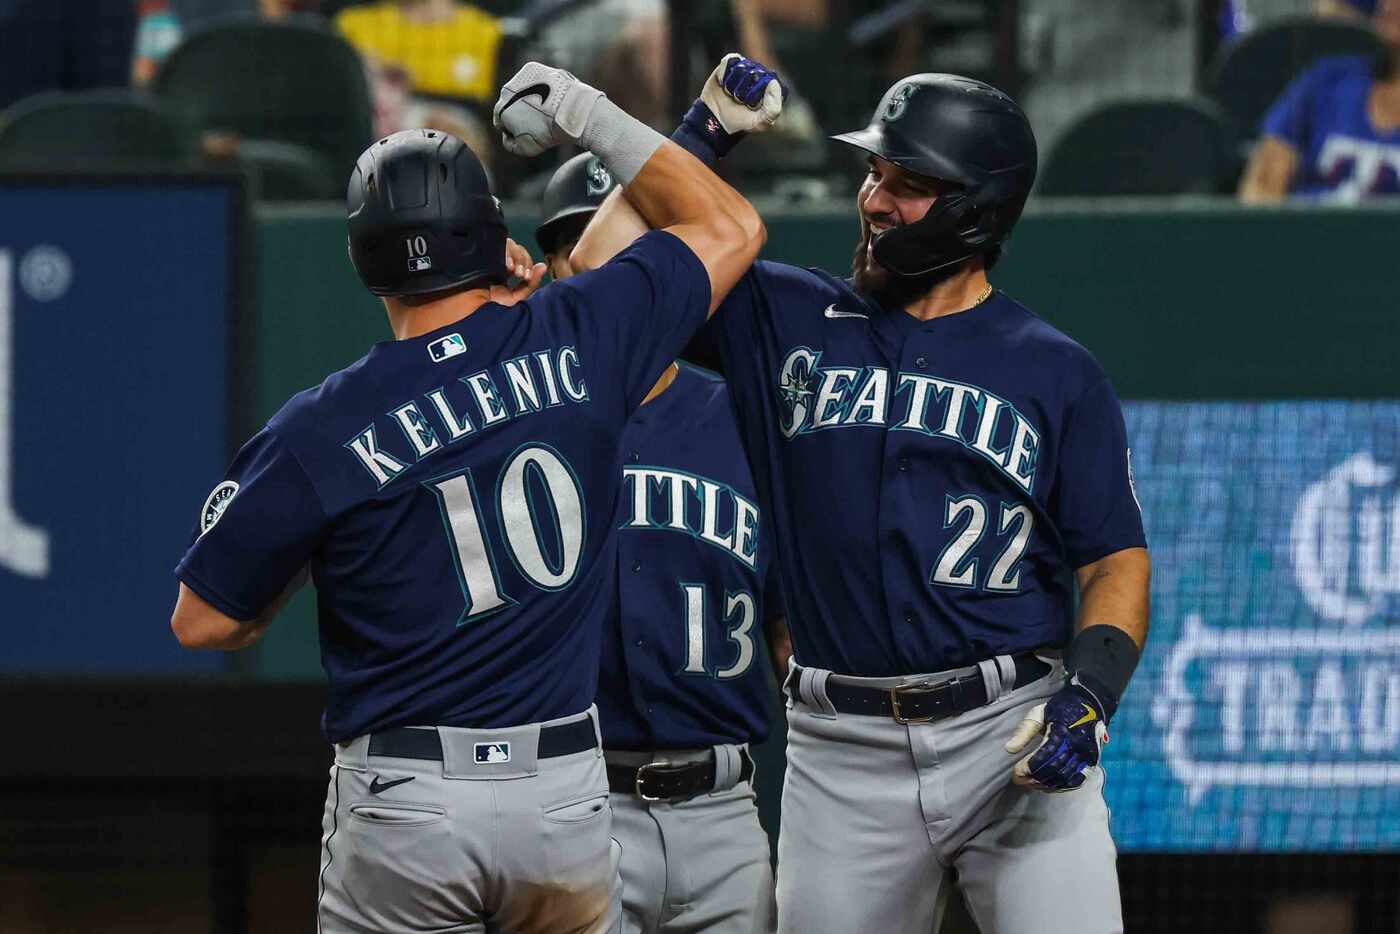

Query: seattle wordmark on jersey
[776,348,1040,492]
[599,363,776,751]
[709,260,1146,678]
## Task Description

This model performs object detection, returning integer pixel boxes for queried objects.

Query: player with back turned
[528,55,787,934]
[576,73,1151,933]
[168,61,766,933]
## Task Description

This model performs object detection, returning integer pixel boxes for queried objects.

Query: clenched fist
[493,62,605,157]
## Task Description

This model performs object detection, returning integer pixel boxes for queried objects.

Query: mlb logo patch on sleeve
[474,742,511,764]
[429,333,467,363]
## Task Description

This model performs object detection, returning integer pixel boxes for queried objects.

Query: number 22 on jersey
[931,494,1033,592]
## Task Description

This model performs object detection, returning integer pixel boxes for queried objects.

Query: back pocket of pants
[541,792,609,825]
[348,803,446,827]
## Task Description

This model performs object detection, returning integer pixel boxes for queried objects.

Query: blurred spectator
[365,61,493,172]
[132,0,321,85]
[728,0,822,141]
[1316,0,1378,21]
[0,0,137,109]
[1239,0,1400,202]
[529,1,670,127]
[334,0,501,170]
[334,0,504,105]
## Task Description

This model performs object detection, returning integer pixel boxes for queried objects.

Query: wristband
[670,100,743,168]
[1064,624,1140,720]
[574,95,666,187]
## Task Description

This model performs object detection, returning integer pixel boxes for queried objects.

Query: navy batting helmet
[347,129,508,297]
[534,152,618,256]
[832,74,1037,276]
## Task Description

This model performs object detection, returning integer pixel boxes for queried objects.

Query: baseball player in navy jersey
[535,129,783,932]
[576,72,1150,934]
[168,59,770,933]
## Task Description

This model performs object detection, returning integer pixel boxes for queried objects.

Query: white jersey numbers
[931,494,1034,593]
[679,583,758,679]
[427,444,586,624]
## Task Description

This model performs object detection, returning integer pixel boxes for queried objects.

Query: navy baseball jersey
[709,261,1146,677]
[1264,55,1400,200]
[176,231,710,741]
[597,363,776,750]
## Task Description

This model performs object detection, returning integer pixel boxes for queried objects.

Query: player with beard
[573,73,1150,934]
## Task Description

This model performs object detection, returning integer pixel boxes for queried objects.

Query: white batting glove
[493,62,605,157]
[700,53,785,135]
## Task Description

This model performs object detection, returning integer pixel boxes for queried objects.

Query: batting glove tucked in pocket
[1004,676,1109,793]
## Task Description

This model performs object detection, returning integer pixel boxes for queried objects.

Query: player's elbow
[170,604,245,650]
[568,240,600,274]
[170,609,213,649]
[729,198,766,258]
[708,199,765,267]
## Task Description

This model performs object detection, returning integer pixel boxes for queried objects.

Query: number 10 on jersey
[426,444,585,623]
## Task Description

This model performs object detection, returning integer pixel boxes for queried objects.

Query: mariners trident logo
[585,158,613,197]
[883,84,916,122]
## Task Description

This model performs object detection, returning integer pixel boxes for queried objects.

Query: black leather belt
[607,749,755,802]
[367,717,597,760]
[799,654,1053,724]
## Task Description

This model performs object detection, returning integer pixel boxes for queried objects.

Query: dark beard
[851,233,959,310]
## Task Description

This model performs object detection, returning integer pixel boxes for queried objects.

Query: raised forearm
[1074,548,1150,647]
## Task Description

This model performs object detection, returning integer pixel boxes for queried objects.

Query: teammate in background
[1240,0,1400,202]
[576,72,1149,934]
[536,97,783,933]
[169,57,768,932]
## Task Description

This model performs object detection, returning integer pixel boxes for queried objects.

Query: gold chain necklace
[972,283,994,306]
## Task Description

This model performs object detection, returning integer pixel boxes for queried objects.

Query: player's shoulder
[994,292,1109,383]
[743,259,856,312]
[264,344,385,440]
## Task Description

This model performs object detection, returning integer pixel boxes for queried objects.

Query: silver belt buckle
[889,680,941,725]
[635,760,674,802]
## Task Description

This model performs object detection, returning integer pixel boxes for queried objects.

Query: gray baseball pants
[775,658,1122,934]
[607,746,775,934]
[317,706,622,934]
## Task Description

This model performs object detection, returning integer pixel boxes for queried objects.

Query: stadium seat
[153,16,373,184]
[234,138,340,201]
[1037,99,1236,197]
[0,90,192,170]
[1206,16,1385,137]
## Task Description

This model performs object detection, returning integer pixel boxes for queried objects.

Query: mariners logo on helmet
[882,84,916,122]
[585,158,613,197]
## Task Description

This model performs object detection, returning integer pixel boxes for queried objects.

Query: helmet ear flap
[961,205,999,248]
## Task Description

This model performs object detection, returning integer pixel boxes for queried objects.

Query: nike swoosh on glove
[1004,676,1109,793]
[701,53,786,134]
[493,61,604,157]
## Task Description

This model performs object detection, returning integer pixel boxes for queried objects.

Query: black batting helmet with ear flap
[347,129,508,297]
[534,152,619,256]
[832,74,1037,276]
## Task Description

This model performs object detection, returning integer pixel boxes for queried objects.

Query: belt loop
[798,666,839,719]
[977,658,1004,705]
[711,744,742,791]
[334,735,371,772]
[587,705,604,758]
[996,654,1018,691]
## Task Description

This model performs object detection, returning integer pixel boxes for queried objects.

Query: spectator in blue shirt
[1240,0,1400,202]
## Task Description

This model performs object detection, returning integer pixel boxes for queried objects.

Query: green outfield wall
[245,200,1400,681]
